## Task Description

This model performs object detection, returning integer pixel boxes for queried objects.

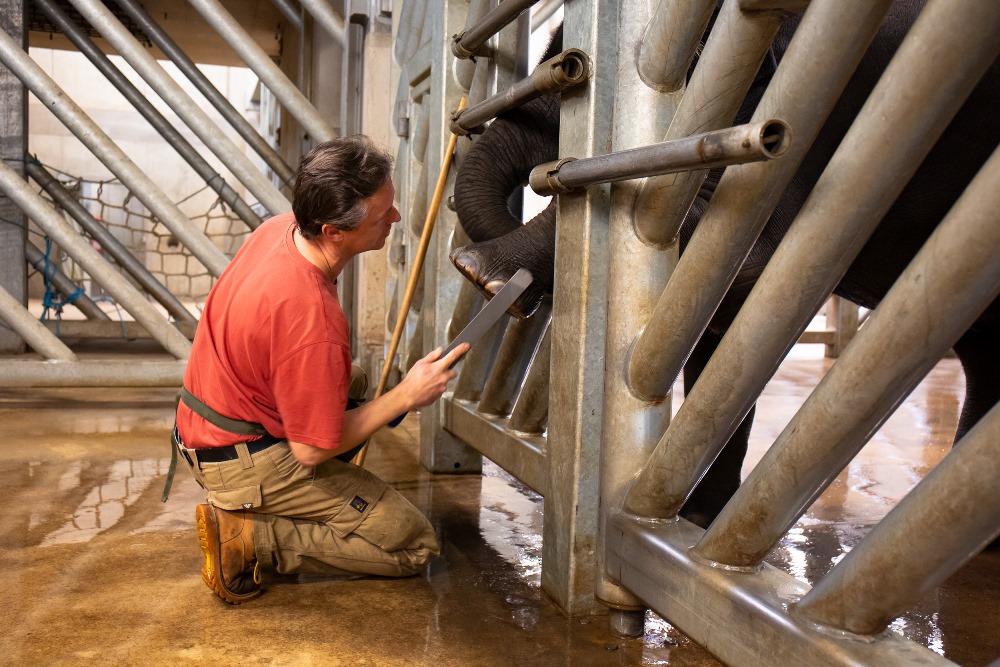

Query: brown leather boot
[195,504,262,604]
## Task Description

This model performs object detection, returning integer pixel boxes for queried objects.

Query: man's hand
[288,344,469,467]
[396,344,470,409]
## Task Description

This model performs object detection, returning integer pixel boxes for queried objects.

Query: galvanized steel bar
[394,0,429,65]
[531,0,563,30]
[443,398,547,494]
[605,513,954,667]
[634,0,785,245]
[0,360,186,387]
[627,0,1000,529]
[24,241,109,321]
[26,160,198,325]
[113,0,296,188]
[67,0,292,218]
[637,0,716,92]
[454,0,491,90]
[796,401,1000,636]
[0,162,193,360]
[270,0,303,31]
[477,302,551,417]
[537,0,615,615]
[32,0,263,231]
[529,119,790,195]
[451,0,539,59]
[449,48,592,135]
[693,114,1000,569]
[0,283,77,361]
[299,0,347,47]
[627,0,893,402]
[40,320,198,341]
[507,317,551,436]
[186,0,337,145]
[592,0,676,627]
[0,29,230,278]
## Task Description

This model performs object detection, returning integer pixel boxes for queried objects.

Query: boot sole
[195,504,262,605]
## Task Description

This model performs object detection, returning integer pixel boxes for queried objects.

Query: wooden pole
[354,96,468,467]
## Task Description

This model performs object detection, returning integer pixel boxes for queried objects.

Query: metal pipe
[113,0,296,188]
[0,360,186,387]
[24,241,109,321]
[530,120,789,196]
[637,0,716,92]
[591,0,677,627]
[40,319,197,341]
[394,0,428,65]
[634,0,785,245]
[26,160,198,324]
[531,0,563,31]
[0,28,230,278]
[450,48,592,135]
[0,162,193,360]
[0,283,77,361]
[186,0,337,145]
[269,0,303,32]
[298,0,347,47]
[33,0,263,231]
[692,112,1000,568]
[626,0,1000,528]
[605,513,953,666]
[455,0,492,91]
[477,301,551,417]
[626,0,892,402]
[67,0,292,218]
[795,401,1000,636]
[507,315,551,436]
[451,0,539,59]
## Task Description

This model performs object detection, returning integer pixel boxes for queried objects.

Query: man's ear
[321,224,345,242]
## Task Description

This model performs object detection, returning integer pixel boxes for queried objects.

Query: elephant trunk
[454,93,561,243]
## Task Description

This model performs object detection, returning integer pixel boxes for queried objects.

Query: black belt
[177,431,284,464]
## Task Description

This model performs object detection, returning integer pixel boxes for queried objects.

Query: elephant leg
[952,323,1000,551]
[449,201,556,319]
[952,324,1000,443]
[679,328,753,529]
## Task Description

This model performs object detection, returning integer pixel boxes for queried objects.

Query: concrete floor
[1,345,998,666]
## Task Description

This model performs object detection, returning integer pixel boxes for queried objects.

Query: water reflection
[40,458,167,546]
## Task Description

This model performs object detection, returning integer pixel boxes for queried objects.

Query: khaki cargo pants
[180,368,439,578]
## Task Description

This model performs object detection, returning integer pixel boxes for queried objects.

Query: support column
[0,0,26,353]
[540,0,615,615]
[595,0,678,632]
[417,0,481,473]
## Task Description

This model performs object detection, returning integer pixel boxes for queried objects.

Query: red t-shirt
[176,213,351,450]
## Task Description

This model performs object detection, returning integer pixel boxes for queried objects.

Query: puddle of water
[40,458,167,546]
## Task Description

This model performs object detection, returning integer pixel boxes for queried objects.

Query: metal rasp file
[388,267,533,426]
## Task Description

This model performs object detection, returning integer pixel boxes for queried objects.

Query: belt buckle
[173,427,195,467]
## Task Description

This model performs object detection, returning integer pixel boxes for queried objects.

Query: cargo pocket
[352,486,433,552]
[207,485,262,511]
[323,466,388,539]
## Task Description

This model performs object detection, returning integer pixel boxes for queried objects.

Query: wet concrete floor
[1,345,997,666]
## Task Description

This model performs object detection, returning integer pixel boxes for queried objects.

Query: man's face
[345,180,400,253]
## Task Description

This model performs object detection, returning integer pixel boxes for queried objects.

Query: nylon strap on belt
[161,386,269,503]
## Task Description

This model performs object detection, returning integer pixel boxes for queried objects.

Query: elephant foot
[449,242,549,319]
